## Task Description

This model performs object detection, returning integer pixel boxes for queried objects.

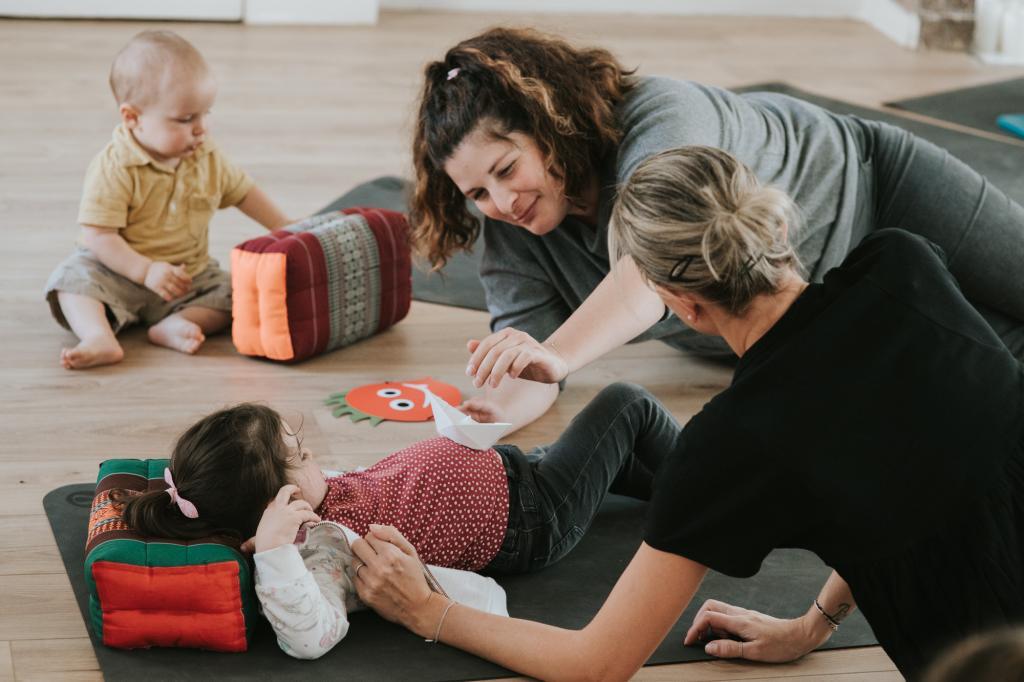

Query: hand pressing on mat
[683,598,833,662]
[465,330,569,390]
[351,524,444,638]
[251,484,321,554]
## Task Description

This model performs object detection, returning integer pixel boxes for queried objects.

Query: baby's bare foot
[60,338,124,370]
[148,316,206,355]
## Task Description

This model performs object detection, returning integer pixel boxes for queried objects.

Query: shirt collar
[111,124,212,173]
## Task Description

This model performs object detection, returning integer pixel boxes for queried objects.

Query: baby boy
[45,30,290,369]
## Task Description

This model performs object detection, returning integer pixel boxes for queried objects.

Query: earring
[686,314,694,322]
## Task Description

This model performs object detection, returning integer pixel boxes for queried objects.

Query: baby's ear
[119,102,140,127]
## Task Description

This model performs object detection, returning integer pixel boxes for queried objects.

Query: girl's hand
[465,331,568,390]
[253,484,320,554]
[458,395,507,424]
[682,599,831,663]
[351,524,435,636]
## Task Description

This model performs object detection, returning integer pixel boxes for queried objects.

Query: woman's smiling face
[444,124,570,236]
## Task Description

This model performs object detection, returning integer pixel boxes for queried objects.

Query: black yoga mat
[886,77,1024,139]
[47,483,875,682]
[319,177,487,311]
[320,83,1024,314]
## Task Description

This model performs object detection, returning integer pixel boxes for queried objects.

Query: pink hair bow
[447,67,461,81]
[164,467,199,519]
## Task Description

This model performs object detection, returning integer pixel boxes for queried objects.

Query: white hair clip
[446,67,461,81]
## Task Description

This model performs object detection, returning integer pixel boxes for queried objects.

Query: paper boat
[427,390,512,451]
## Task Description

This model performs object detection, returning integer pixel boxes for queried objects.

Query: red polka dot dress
[315,437,509,571]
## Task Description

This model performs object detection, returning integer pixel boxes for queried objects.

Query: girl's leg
[868,120,1024,357]
[56,291,124,370]
[496,382,681,572]
[147,306,229,355]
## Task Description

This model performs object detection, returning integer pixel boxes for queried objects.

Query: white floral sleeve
[254,523,358,660]
[254,521,509,660]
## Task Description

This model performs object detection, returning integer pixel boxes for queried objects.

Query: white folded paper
[428,390,512,451]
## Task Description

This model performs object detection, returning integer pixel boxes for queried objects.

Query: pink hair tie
[164,467,199,519]
[446,67,460,81]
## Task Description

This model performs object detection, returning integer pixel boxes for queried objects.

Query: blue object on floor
[997,114,1024,139]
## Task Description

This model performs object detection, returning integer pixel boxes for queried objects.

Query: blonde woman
[351,147,1024,680]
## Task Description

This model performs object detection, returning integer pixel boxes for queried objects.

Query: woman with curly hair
[410,27,1024,430]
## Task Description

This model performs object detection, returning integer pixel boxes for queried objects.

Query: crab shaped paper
[326,378,462,425]
[427,391,512,451]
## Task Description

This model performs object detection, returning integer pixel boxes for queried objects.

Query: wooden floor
[1,12,1021,681]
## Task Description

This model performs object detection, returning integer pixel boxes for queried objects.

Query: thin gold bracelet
[426,599,456,644]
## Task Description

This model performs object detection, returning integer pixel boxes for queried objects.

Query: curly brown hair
[410,27,636,270]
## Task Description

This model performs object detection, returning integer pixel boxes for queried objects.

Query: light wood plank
[0,642,12,682]
[9,639,99,681]
[0,575,89,641]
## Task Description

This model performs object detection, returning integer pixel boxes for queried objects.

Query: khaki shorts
[45,249,232,333]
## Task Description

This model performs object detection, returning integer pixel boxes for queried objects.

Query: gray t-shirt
[479,76,865,357]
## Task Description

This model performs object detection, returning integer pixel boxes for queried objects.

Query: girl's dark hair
[116,403,295,541]
[410,27,636,269]
[924,627,1024,682]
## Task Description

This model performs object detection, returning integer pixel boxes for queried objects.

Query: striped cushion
[85,459,256,652]
[231,207,411,362]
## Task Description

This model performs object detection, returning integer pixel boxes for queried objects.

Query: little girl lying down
[120,382,678,659]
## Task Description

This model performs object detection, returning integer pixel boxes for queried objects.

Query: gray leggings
[850,117,1024,358]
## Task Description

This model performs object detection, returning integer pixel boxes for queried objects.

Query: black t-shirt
[645,229,1024,578]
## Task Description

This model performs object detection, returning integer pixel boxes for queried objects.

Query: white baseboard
[380,0,860,17]
[0,0,242,20]
[856,0,920,48]
[244,0,379,25]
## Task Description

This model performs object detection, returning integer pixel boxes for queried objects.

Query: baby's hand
[253,484,320,554]
[144,261,192,301]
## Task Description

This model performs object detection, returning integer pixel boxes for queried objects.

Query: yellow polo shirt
[77,125,254,277]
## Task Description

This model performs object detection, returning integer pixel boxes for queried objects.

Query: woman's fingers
[486,347,525,388]
[273,484,300,506]
[509,347,543,380]
[466,330,505,375]
[685,609,744,645]
[368,524,418,557]
[684,599,738,643]
[287,498,314,513]
[704,638,748,659]
[351,536,378,567]
[471,335,520,388]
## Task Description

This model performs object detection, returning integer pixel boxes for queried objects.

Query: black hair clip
[668,255,699,283]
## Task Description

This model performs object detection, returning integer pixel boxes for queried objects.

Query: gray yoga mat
[886,77,1024,139]
[319,177,487,311]
[46,483,875,681]
[321,83,1024,314]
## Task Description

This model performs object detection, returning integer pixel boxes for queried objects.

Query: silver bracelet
[426,599,456,644]
[813,599,841,632]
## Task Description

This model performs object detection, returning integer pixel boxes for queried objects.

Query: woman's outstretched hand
[351,524,437,636]
[466,330,569,390]
[683,599,832,662]
[251,484,320,554]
